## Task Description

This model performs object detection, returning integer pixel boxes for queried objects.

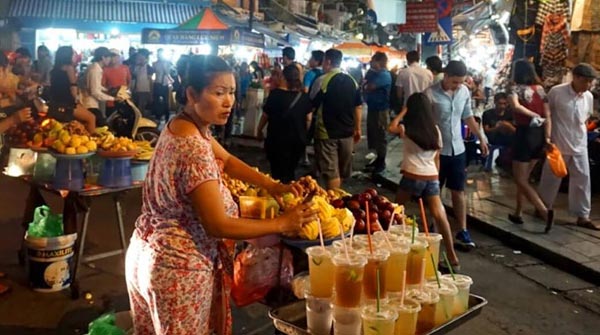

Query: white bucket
[24,233,77,292]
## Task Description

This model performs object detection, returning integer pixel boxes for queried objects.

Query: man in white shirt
[396,51,433,108]
[83,47,116,126]
[539,63,599,231]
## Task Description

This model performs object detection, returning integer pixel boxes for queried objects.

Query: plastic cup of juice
[359,248,391,302]
[441,274,473,316]
[306,246,335,298]
[361,304,398,335]
[305,291,333,335]
[389,225,419,239]
[417,233,443,280]
[387,297,421,335]
[383,240,410,294]
[373,231,404,244]
[407,288,439,334]
[406,239,428,286]
[426,280,458,326]
[332,304,362,335]
[332,253,367,308]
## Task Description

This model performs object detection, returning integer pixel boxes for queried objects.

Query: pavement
[374,135,600,285]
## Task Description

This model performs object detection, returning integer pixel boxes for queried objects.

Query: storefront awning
[178,7,229,30]
[8,0,203,25]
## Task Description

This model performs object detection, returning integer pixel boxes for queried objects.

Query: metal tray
[269,294,488,335]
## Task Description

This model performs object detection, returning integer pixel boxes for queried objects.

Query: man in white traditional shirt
[83,47,116,127]
[539,63,599,231]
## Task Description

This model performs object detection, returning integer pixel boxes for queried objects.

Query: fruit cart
[269,294,488,335]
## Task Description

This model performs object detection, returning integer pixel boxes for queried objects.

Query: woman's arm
[189,180,316,239]
[544,102,552,144]
[306,112,313,131]
[388,113,405,137]
[257,113,268,141]
[65,66,79,102]
[0,108,32,134]
[508,94,539,119]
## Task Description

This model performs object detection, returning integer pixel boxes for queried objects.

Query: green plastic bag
[27,205,64,238]
[87,313,125,335]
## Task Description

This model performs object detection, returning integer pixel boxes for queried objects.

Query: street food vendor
[125,55,319,335]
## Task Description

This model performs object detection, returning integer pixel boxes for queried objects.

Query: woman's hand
[268,180,302,197]
[13,108,32,124]
[276,202,319,234]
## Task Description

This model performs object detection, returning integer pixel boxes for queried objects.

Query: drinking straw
[365,201,374,254]
[349,218,356,249]
[317,218,325,251]
[270,207,275,219]
[418,198,430,236]
[411,218,416,244]
[339,222,351,261]
[431,253,441,289]
[376,268,381,312]
[400,270,407,306]
[386,210,395,233]
[419,257,426,291]
[442,251,456,280]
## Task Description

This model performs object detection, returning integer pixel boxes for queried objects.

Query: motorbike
[107,86,161,146]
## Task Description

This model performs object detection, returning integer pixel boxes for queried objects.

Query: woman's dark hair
[403,93,441,151]
[250,61,264,77]
[283,64,302,91]
[511,59,540,85]
[54,46,74,68]
[176,55,232,104]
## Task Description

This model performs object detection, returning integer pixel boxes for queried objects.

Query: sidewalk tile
[515,264,596,291]
[565,241,600,258]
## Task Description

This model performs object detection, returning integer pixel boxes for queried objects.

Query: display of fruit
[133,140,154,160]
[287,195,353,240]
[50,131,97,155]
[5,118,41,147]
[336,188,404,234]
[96,132,138,152]
[31,118,63,148]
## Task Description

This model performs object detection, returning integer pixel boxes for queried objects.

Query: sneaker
[454,230,476,250]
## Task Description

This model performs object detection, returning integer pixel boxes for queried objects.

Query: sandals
[508,214,524,224]
[576,219,600,231]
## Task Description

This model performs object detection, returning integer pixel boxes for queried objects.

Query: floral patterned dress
[125,124,238,335]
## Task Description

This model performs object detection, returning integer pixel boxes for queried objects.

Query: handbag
[546,143,568,178]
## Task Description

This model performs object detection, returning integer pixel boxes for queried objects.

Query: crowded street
[1,0,600,334]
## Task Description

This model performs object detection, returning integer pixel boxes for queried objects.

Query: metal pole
[249,0,255,30]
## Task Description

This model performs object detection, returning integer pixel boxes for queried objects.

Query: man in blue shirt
[363,52,392,174]
[425,60,488,251]
[303,50,324,92]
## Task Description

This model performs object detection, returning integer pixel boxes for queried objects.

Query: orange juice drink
[417,233,442,279]
[426,281,458,326]
[387,297,421,335]
[360,249,391,302]
[406,239,428,286]
[332,253,367,308]
[306,246,335,298]
[407,288,439,334]
[442,274,473,316]
[361,305,398,335]
[384,240,410,294]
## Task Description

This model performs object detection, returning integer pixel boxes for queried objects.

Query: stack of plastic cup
[389,225,419,239]
[417,233,443,279]
[407,288,440,334]
[406,239,428,287]
[360,248,391,303]
[441,274,473,316]
[383,240,410,296]
[387,297,421,335]
[332,253,367,335]
[361,304,398,335]
[373,231,404,244]
[305,291,334,335]
[426,280,458,326]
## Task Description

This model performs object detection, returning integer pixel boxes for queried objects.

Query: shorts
[513,126,545,162]
[47,105,75,123]
[315,137,354,181]
[439,153,467,192]
[398,176,440,198]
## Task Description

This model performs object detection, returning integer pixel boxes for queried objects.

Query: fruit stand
[2,117,156,298]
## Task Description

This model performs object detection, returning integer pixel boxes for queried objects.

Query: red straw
[419,198,430,236]
[365,201,374,254]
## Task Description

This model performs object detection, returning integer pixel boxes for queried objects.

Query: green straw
[411,215,416,244]
[442,251,456,280]
[431,253,441,288]
[376,268,381,312]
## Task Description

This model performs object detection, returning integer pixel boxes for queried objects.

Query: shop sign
[230,28,265,48]
[398,0,438,33]
[142,28,230,45]
[424,0,453,45]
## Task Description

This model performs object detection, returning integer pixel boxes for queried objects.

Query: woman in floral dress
[125,55,318,335]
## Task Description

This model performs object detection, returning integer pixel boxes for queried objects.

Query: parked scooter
[106,86,160,146]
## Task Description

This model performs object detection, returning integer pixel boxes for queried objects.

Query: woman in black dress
[258,64,312,183]
[48,46,96,133]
